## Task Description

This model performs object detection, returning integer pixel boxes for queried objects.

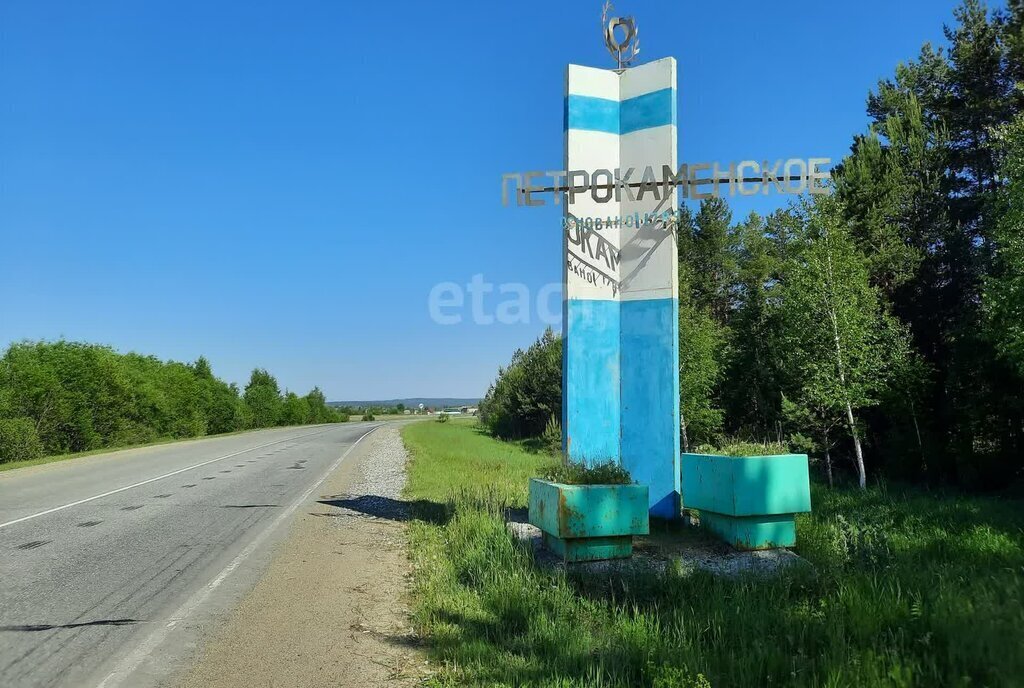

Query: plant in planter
[682,443,811,550]
[528,460,649,562]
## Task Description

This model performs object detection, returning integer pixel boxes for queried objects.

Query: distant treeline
[482,1,1024,491]
[331,403,408,416]
[0,341,347,464]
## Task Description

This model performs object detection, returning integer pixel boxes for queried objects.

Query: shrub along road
[0,422,381,688]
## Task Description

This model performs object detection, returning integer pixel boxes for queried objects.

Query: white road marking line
[0,427,336,530]
[95,423,381,688]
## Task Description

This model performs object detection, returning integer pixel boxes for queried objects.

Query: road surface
[0,422,380,688]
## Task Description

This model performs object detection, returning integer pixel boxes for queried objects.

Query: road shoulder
[173,424,421,688]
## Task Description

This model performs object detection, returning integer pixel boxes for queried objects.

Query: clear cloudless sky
[0,0,1002,400]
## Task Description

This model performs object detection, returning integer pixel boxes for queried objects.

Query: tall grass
[402,421,1024,687]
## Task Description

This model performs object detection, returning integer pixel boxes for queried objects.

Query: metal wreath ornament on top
[601,1,640,70]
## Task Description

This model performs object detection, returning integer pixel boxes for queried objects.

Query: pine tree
[687,198,735,325]
[985,114,1024,376]
[720,211,792,435]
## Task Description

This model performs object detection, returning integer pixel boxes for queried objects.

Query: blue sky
[0,0,996,400]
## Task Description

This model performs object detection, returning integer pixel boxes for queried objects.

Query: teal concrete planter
[681,453,811,550]
[528,478,649,562]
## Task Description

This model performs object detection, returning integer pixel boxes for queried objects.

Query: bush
[542,459,632,485]
[694,439,791,457]
[436,412,449,423]
[0,417,44,463]
[540,414,561,454]
[0,341,342,458]
[361,412,375,421]
[108,419,160,447]
[479,328,561,439]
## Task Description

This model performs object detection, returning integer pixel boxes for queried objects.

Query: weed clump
[694,440,790,457]
[542,459,632,485]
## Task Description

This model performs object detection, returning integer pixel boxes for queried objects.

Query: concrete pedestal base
[681,452,811,551]
[541,532,633,562]
[699,512,797,550]
[528,478,649,563]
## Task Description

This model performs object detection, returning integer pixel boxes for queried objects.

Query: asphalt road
[0,422,381,688]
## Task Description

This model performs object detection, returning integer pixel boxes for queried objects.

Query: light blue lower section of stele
[620,298,680,518]
[563,298,620,464]
[563,297,680,518]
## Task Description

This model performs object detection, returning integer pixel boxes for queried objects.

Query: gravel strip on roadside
[323,424,409,522]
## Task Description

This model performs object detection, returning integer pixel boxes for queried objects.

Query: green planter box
[681,453,811,550]
[528,478,649,562]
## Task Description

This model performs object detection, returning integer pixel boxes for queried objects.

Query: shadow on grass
[810,483,1024,543]
[386,606,647,685]
[316,495,452,524]
[503,506,529,524]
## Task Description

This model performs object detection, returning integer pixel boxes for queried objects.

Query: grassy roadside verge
[0,422,349,474]
[401,419,1024,687]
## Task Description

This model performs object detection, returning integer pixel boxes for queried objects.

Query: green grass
[401,420,1024,687]
[403,418,555,506]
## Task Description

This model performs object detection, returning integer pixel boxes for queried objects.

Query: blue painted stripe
[621,88,676,134]
[565,94,619,134]
[565,88,675,134]
[563,298,620,464]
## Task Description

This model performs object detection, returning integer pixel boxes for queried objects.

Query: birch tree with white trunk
[779,197,910,489]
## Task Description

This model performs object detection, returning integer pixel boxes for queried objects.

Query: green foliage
[280,392,311,426]
[0,340,344,465]
[830,0,1024,486]
[479,328,561,439]
[304,386,338,424]
[542,459,632,485]
[361,412,375,421]
[472,1,1024,489]
[404,420,1024,687]
[436,412,450,423]
[693,440,790,457]
[986,113,1024,375]
[777,197,913,487]
[687,197,736,322]
[540,413,562,454]
[719,211,795,436]
[677,251,725,449]
[243,369,282,428]
[0,417,43,463]
[650,667,711,688]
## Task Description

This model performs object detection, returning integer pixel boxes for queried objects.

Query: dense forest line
[0,340,347,464]
[481,0,1024,490]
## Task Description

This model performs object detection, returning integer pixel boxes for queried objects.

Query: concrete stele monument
[562,56,680,519]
